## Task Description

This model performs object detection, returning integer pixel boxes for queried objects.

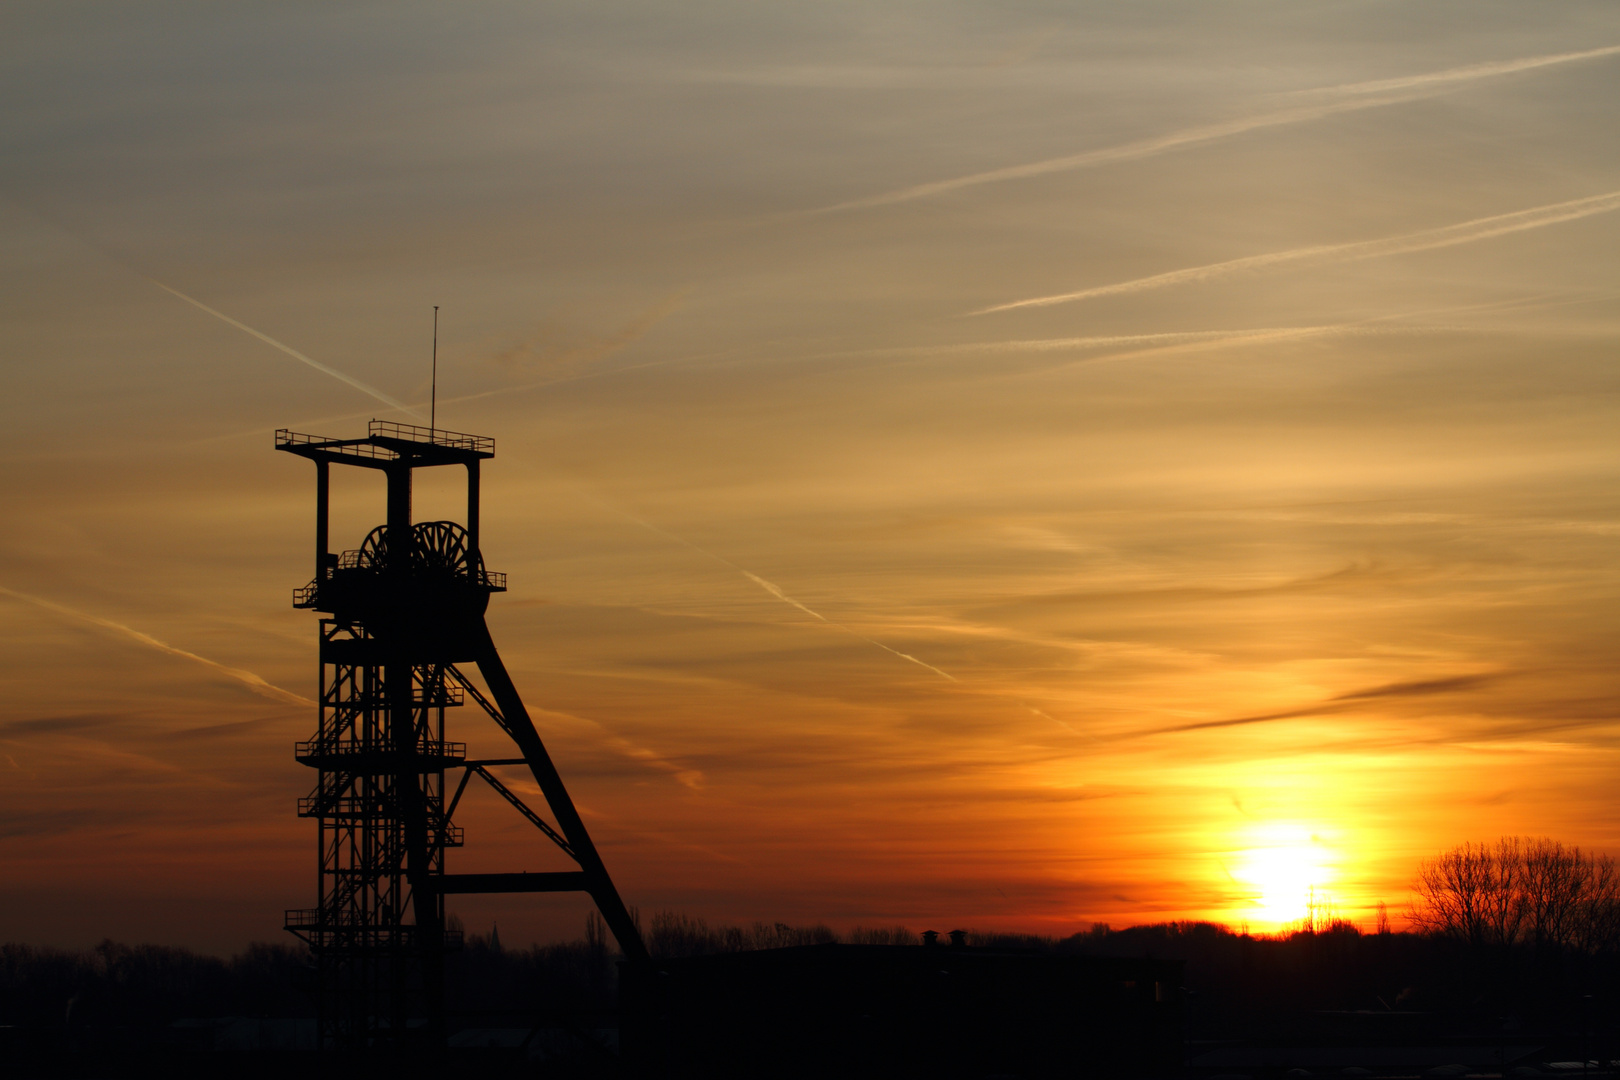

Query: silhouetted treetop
[1409,836,1620,955]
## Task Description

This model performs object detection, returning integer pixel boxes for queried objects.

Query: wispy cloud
[0,808,100,840]
[810,45,1620,215]
[492,291,687,373]
[524,704,707,790]
[0,713,121,739]
[149,279,425,418]
[1130,673,1502,740]
[975,560,1422,618]
[974,189,1620,314]
[1335,674,1500,702]
[0,585,313,708]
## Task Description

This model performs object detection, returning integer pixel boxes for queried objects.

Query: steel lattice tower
[277,420,647,1052]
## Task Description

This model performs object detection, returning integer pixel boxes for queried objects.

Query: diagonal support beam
[472,765,575,859]
[446,766,475,819]
[452,632,649,964]
[447,667,513,740]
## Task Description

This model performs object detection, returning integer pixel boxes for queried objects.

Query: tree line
[1409,836,1620,956]
[6,835,1619,1035]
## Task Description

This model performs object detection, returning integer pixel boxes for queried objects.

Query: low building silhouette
[621,940,1184,1078]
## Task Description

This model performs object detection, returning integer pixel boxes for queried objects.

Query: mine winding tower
[277,419,646,1051]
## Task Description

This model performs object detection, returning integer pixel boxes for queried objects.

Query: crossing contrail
[0,585,314,708]
[810,44,1620,215]
[973,189,1620,315]
[149,279,425,418]
[590,499,958,682]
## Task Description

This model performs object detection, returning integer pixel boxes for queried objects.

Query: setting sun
[1229,824,1337,931]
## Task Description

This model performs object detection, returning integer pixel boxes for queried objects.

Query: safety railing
[295,738,466,762]
[324,551,504,590]
[295,799,465,845]
[368,420,494,454]
[282,911,465,950]
[274,429,340,449]
[417,684,465,707]
[275,429,400,461]
[297,796,386,818]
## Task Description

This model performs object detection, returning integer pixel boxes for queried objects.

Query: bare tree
[1411,837,1620,955]
[1578,854,1620,954]
[1520,838,1586,954]
[1410,840,1509,947]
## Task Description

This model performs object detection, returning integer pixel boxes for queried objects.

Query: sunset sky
[3,2,1618,954]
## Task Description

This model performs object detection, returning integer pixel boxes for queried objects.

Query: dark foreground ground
[6,923,1620,1078]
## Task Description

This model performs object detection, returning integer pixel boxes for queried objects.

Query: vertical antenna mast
[430,305,439,434]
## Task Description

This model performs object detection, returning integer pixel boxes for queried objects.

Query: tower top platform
[275,419,494,468]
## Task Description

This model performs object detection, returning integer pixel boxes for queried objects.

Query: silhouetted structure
[276,420,646,1053]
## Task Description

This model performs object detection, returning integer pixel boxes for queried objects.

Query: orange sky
[2,2,1619,953]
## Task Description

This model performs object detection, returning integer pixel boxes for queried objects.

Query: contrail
[998,323,1446,374]
[1023,702,1081,736]
[813,95,1414,213]
[1315,43,1620,97]
[589,499,958,682]
[996,295,1576,370]
[634,291,1560,376]
[739,571,957,681]
[974,189,1620,314]
[0,198,423,417]
[810,44,1620,214]
[149,279,425,419]
[785,324,1422,365]
[757,329,1274,365]
[584,501,1115,738]
[0,585,314,708]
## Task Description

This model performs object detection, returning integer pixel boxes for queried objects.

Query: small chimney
[948,929,967,949]
[922,930,939,947]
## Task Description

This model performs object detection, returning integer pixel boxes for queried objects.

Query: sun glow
[1230,823,1336,931]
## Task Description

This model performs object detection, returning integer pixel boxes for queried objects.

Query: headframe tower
[277,419,647,1051]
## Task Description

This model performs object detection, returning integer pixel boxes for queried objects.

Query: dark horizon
[5,0,1620,956]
